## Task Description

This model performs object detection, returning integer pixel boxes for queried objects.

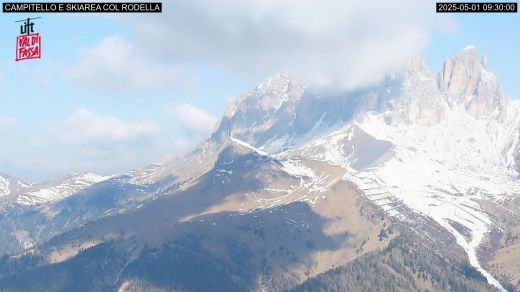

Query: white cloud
[0,108,188,182]
[170,104,218,138]
[0,1,460,182]
[128,0,453,89]
[65,36,195,94]
[61,108,159,143]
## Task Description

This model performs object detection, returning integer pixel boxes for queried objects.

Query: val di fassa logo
[15,17,41,61]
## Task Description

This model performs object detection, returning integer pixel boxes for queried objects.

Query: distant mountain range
[0,46,519,291]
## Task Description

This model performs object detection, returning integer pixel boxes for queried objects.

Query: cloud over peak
[131,0,449,89]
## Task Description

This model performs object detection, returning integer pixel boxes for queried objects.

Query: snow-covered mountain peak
[61,172,107,181]
[15,172,108,206]
[362,46,508,128]
[255,71,291,92]
[212,46,511,157]
[223,72,302,118]
[216,47,518,290]
[213,72,307,149]
[0,174,32,198]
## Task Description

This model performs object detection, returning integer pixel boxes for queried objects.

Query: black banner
[3,2,162,13]
[436,2,517,13]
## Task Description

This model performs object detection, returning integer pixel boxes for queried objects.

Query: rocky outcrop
[212,72,305,148]
[212,46,511,155]
[439,45,508,120]
[372,58,447,126]
[362,45,509,126]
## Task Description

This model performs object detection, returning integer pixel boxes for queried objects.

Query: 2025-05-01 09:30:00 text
[436,2,517,12]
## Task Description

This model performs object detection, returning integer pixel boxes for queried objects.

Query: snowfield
[302,104,520,291]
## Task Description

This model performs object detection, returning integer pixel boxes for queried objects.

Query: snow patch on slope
[348,106,520,291]
[231,137,269,156]
[280,160,315,178]
[297,125,374,169]
[17,173,109,206]
[127,163,165,185]
[0,176,10,197]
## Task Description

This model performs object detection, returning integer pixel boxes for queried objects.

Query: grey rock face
[439,45,508,120]
[358,46,510,128]
[212,72,305,148]
[362,58,447,126]
[212,72,365,152]
[211,46,510,156]
[441,46,483,102]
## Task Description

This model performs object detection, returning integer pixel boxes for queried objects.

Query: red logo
[15,17,41,62]
[16,33,41,61]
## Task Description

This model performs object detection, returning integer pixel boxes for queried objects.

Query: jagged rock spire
[440,45,508,120]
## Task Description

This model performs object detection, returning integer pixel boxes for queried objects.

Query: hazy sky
[0,0,518,182]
